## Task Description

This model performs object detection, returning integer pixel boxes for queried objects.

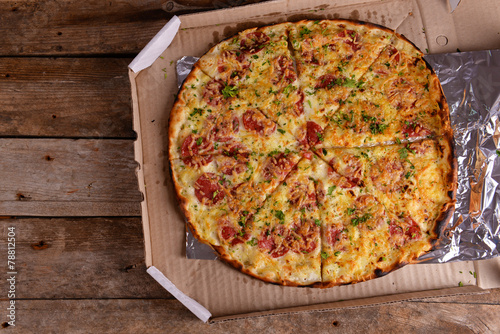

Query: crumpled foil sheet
[423,50,500,262]
[178,51,500,262]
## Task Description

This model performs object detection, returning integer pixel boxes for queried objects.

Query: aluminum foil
[178,52,500,262]
[422,50,500,262]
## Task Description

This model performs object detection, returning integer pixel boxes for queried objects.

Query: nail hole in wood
[2,322,10,328]
[5,74,10,78]
[31,240,50,250]
[16,193,28,201]
[52,114,57,119]
[332,321,339,327]
[57,31,62,36]
[44,155,54,161]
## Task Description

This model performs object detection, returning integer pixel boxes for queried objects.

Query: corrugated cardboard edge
[209,286,487,323]
[129,67,152,267]
[147,266,212,322]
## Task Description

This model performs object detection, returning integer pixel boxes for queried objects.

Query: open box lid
[129,0,500,322]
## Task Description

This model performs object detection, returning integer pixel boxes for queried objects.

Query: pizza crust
[168,19,456,287]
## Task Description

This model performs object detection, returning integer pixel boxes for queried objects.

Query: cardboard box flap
[129,16,181,73]
[475,257,500,289]
[417,0,500,54]
[129,0,500,322]
[210,285,486,323]
[147,266,212,322]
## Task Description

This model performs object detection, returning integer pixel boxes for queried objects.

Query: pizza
[168,19,456,287]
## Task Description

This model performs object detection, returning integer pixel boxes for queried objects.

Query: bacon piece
[388,217,422,247]
[218,219,251,246]
[240,31,270,54]
[182,155,213,168]
[272,55,297,87]
[329,154,362,186]
[306,121,324,146]
[402,121,432,138]
[215,154,248,175]
[194,173,225,206]
[327,226,344,247]
[262,153,295,181]
[289,182,317,211]
[242,109,276,136]
[215,115,240,142]
[258,227,289,258]
[370,157,403,192]
[386,78,418,110]
[203,79,226,107]
[180,134,213,158]
[290,218,319,254]
[294,90,305,116]
[315,74,338,90]
[337,30,361,52]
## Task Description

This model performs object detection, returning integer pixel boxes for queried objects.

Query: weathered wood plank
[1,298,499,333]
[0,58,134,138]
[0,0,266,56]
[0,139,142,216]
[0,218,170,299]
[0,0,168,56]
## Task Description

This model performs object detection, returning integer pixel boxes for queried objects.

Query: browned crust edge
[167,19,457,288]
[168,159,204,245]
[167,66,205,161]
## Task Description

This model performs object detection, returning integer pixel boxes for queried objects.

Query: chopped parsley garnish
[398,146,409,159]
[404,171,415,179]
[321,251,329,259]
[196,137,203,146]
[314,219,321,227]
[369,122,388,135]
[274,210,285,224]
[246,238,258,246]
[277,129,286,134]
[190,108,203,117]
[299,26,312,38]
[222,85,238,98]
[334,251,341,256]
[351,213,372,226]
[327,186,336,195]
[347,208,356,215]
[322,148,327,156]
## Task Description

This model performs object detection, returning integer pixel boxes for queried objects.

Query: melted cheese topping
[169,20,455,287]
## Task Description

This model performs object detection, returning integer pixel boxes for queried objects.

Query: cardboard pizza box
[128,0,500,322]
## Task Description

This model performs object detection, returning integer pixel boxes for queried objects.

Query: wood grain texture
[0,57,135,138]
[0,218,170,299]
[0,0,271,56]
[0,0,168,56]
[0,139,142,216]
[1,296,499,333]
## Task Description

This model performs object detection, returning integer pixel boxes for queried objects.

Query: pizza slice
[310,155,441,286]
[319,136,455,234]
[171,149,302,246]
[196,23,308,143]
[215,155,322,286]
[169,66,228,160]
[318,33,451,148]
[288,20,393,134]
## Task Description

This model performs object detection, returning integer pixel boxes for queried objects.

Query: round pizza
[168,19,456,287]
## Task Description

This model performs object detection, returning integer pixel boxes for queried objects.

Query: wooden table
[1,1,499,332]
